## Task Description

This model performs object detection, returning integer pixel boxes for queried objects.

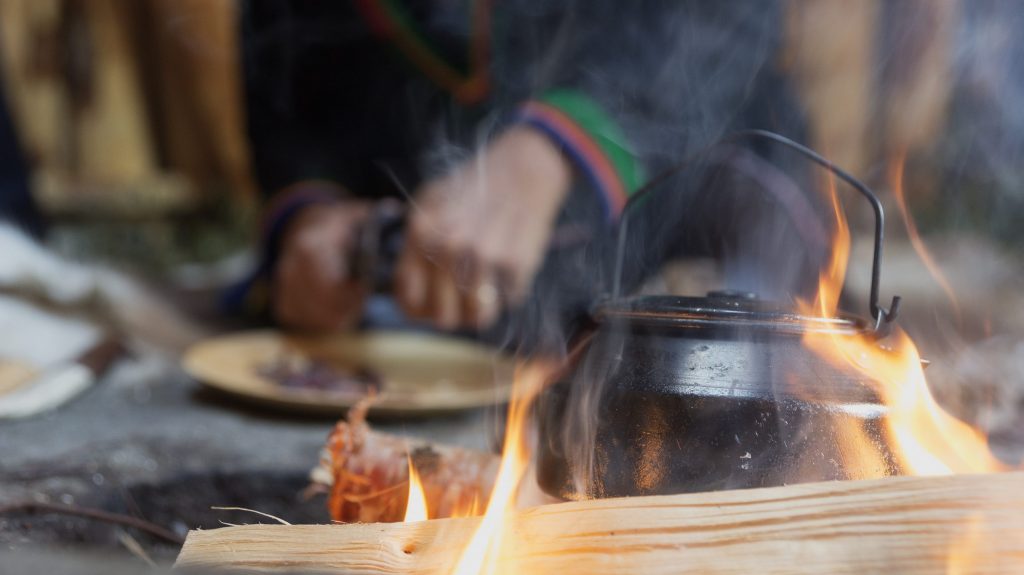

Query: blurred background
[0,0,254,295]
[0,1,1021,319]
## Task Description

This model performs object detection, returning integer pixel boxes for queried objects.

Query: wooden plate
[183,330,514,416]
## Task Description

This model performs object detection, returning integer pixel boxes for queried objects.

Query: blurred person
[233,1,810,346]
[0,74,42,238]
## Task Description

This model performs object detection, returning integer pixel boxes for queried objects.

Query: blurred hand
[396,126,572,330]
[273,201,372,332]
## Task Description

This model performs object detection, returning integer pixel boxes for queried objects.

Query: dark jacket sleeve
[241,0,444,200]
[490,0,797,221]
[491,0,820,300]
[231,0,449,316]
[0,74,42,238]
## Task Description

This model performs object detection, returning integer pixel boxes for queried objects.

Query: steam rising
[403,1,1024,500]
[533,2,1024,500]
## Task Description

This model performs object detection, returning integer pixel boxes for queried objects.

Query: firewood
[177,471,1024,574]
[311,401,500,523]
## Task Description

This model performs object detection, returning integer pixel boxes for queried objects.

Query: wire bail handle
[612,129,901,331]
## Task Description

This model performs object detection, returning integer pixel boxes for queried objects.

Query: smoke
[523,0,984,499]
[876,0,1024,459]
[864,0,1024,250]
[468,0,842,499]
[945,1,1024,186]
[407,0,1024,499]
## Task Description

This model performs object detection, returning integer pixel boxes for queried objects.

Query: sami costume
[234,0,813,344]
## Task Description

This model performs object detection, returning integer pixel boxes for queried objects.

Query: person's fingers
[416,242,443,325]
[430,259,461,330]
[273,204,372,332]
[398,126,572,331]
[458,254,481,329]
[432,222,510,331]
[471,267,503,330]
[393,249,421,315]
[276,255,339,331]
[275,268,322,330]
[320,280,365,331]
[397,206,444,319]
[474,222,527,309]
[272,261,298,326]
[396,246,429,318]
[275,246,313,328]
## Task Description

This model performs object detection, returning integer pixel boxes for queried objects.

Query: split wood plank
[175,471,1024,574]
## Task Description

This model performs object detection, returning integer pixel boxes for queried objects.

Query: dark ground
[0,350,493,572]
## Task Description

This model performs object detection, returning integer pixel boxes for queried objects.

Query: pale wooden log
[176,471,1024,574]
[73,0,158,184]
[783,0,879,178]
[878,0,958,160]
[0,0,67,172]
[139,0,256,202]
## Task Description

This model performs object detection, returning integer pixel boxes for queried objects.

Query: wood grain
[176,471,1024,574]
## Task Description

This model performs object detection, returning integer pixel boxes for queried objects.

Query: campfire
[176,134,1024,574]
[6,2,1024,572]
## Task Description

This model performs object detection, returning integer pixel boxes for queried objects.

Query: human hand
[396,126,572,330]
[273,200,372,332]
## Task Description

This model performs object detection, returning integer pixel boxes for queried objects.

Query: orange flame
[797,173,1007,476]
[451,362,550,575]
[889,152,963,324]
[404,455,429,522]
[812,170,849,319]
[450,492,482,519]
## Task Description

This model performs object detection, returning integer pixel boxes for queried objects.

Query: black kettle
[535,130,904,499]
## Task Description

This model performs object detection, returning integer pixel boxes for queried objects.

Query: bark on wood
[177,471,1024,574]
[312,402,500,523]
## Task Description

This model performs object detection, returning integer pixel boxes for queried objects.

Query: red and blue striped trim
[223,181,342,316]
[354,0,491,105]
[515,102,628,222]
[260,180,341,238]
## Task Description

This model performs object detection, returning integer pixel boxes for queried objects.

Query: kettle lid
[594,291,865,336]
